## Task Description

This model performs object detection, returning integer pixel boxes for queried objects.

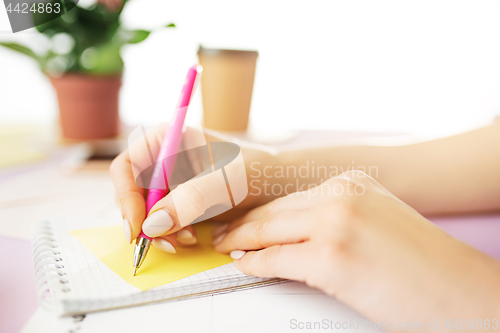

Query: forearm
[273,123,500,215]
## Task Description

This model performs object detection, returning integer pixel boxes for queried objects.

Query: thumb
[142,168,234,238]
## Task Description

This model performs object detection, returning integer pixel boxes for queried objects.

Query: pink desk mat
[1,213,499,333]
[431,213,500,260]
[0,237,38,333]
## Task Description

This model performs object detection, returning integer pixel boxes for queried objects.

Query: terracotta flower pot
[50,74,122,140]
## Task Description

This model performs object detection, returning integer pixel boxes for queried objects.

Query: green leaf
[166,23,176,28]
[126,30,151,44]
[77,5,120,47]
[79,44,123,75]
[0,42,40,62]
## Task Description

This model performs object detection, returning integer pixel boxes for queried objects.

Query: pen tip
[133,267,137,276]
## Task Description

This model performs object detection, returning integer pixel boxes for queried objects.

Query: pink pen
[133,64,203,276]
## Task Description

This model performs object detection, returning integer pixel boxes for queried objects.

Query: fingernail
[230,250,246,260]
[143,210,174,237]
[177,229,193,241]
[152,238,176,253]
[213,224,228,236]
[123,218,132,244]
[212,232,226,245]
[177,229,197,245]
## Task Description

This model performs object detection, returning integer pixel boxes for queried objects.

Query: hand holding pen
[110,65,203,275]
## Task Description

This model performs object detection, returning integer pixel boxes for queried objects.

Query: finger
[223,191,312,232]
[127,123,168,190]
[152,234,177,253]
[210,207,252,223]
[211,195,310,239]
[176,225,198,246]
[142,168,234,237]
[232,242,314,282]
[214,209,313,253]
[128,123,206,190]
[110,151,146,243]
[181,126,213,175]
[213,172,390,247]
[112,123,170,242]
[217,177,355,234]
[210,207,253,238]
[153,226,198,253]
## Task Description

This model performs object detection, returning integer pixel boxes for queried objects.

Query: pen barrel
[146,65,201,211]
[135,65,202,272]
[147,106,188,193]
[146,190,168,216]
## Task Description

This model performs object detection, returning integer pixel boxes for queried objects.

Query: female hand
[109,123,276,252]
[213,170,500,328]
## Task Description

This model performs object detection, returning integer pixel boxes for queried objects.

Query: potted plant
[0,0,174,139]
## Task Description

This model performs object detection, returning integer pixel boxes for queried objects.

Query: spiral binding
[31,220,71,311]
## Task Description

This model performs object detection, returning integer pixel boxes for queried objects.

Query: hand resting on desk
[213,170,500,328]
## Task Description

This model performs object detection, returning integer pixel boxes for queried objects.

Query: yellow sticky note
[0,124,47,169]
[70,222,231,291]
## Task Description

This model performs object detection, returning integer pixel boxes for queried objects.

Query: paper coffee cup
[197,46,258,132]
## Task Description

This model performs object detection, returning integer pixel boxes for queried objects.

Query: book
[31,217,282,316]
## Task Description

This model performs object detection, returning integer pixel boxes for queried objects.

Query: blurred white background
[2,0,500,136]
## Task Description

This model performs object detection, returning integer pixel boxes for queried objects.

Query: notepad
[70,223,233,291]
[31,218,282,316]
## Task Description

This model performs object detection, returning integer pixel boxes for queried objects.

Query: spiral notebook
[31,218,282,316]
